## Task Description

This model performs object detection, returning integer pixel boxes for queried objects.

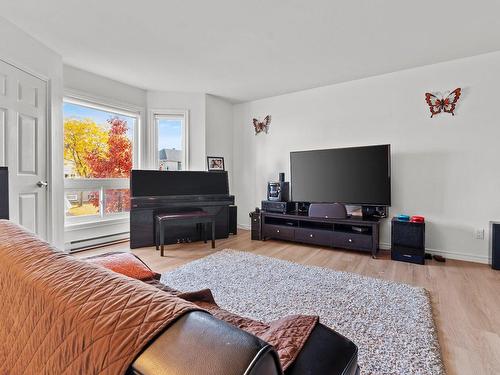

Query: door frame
[0,56,54,243]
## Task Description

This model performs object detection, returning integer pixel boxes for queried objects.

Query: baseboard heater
[67,231,130,253]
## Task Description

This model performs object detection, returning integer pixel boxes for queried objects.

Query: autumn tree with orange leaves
[86,117,133,213]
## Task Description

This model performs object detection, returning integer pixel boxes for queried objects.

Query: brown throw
[149,281,318,370]
[0,220,199,375]
[178,289,318,370]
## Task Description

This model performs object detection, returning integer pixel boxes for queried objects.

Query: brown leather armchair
[130,311,281,375]
[130,311,359,375]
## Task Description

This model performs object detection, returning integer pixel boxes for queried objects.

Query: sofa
[0,220,359,375]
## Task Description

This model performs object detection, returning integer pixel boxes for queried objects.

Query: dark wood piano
[130,170,234,249]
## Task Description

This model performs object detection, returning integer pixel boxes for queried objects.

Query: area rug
[161,249,445,375]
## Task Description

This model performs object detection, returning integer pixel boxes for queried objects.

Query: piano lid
[131,170,229,197]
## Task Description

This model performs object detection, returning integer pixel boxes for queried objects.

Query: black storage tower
[0,167,8,220]
[391,218,425,265]
[491,222,500,270]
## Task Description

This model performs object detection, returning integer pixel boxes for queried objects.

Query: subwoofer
[0,167,8,220]
[490,222,500,270]
[249,210,262,240]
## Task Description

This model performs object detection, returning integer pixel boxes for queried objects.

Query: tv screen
[131,170,229,197]
[290,144,391,206]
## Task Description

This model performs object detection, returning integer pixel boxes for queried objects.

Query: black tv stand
[260,211,380,258]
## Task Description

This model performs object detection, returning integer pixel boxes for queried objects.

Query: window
[153,111,188,171]
[63,98,139,225]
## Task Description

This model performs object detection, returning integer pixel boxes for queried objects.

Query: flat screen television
[290,144,391,206]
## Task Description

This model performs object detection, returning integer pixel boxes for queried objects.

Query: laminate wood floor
[75,230,500,375]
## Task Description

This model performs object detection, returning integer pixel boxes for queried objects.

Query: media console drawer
[263,225,294,241]
[260,212,380,257]
[294,228,332,246]
[334,232,372,251]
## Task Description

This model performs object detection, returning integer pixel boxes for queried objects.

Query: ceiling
[2,1,500,103]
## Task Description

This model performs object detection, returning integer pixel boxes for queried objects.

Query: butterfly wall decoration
[253,115,271,135]
[424,88,462,118]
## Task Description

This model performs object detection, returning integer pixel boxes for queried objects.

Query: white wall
[0,17,64,249]
[206,94,234,188]
[233,51,500,263]
[64,65,147,108]
[147,91,207,170]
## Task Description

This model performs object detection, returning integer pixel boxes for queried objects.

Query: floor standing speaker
[229,205,237,235]
[0,167,8,220]
[250,211,262,240]
[490,222,500,270]
[391,218,425,265]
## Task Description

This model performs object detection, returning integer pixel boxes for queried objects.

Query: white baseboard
[238,224,251,230]
[378,242,489,264]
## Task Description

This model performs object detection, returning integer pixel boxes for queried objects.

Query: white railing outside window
[64,178,130,225]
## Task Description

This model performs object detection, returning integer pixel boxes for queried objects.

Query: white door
[0,59,47,239]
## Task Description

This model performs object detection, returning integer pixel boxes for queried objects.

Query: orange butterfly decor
[253,115,271,134]
[425,88,461,117]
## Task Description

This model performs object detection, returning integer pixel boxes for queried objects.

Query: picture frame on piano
[207,156,225,171]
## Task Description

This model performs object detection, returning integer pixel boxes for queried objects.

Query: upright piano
[130,170,234,248]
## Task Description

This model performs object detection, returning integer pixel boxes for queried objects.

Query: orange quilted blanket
[89,252,318,370]
[0,220,199,375]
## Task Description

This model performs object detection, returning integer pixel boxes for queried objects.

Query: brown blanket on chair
[178,288,318,370]
[0,220,199,375]
[146,280,318,370]
[87,251,319,370]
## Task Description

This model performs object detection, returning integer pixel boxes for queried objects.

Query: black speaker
[391,218,425,265]
[491,223,500,270]
[229,205,237,235]
[308,203,347,219]
[0,167,8,220]
[249,211,262,240]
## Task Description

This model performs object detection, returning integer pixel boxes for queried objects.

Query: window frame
[63,91,142,227]
[149,109,189,170]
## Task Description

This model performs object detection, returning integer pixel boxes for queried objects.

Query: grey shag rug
[161,250,445,375]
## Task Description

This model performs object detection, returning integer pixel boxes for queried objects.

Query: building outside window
[154,112,187,171]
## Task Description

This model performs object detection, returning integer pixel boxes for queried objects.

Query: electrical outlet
[475,228,485,240]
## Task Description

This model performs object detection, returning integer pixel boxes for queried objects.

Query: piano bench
[155,211,216,256]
